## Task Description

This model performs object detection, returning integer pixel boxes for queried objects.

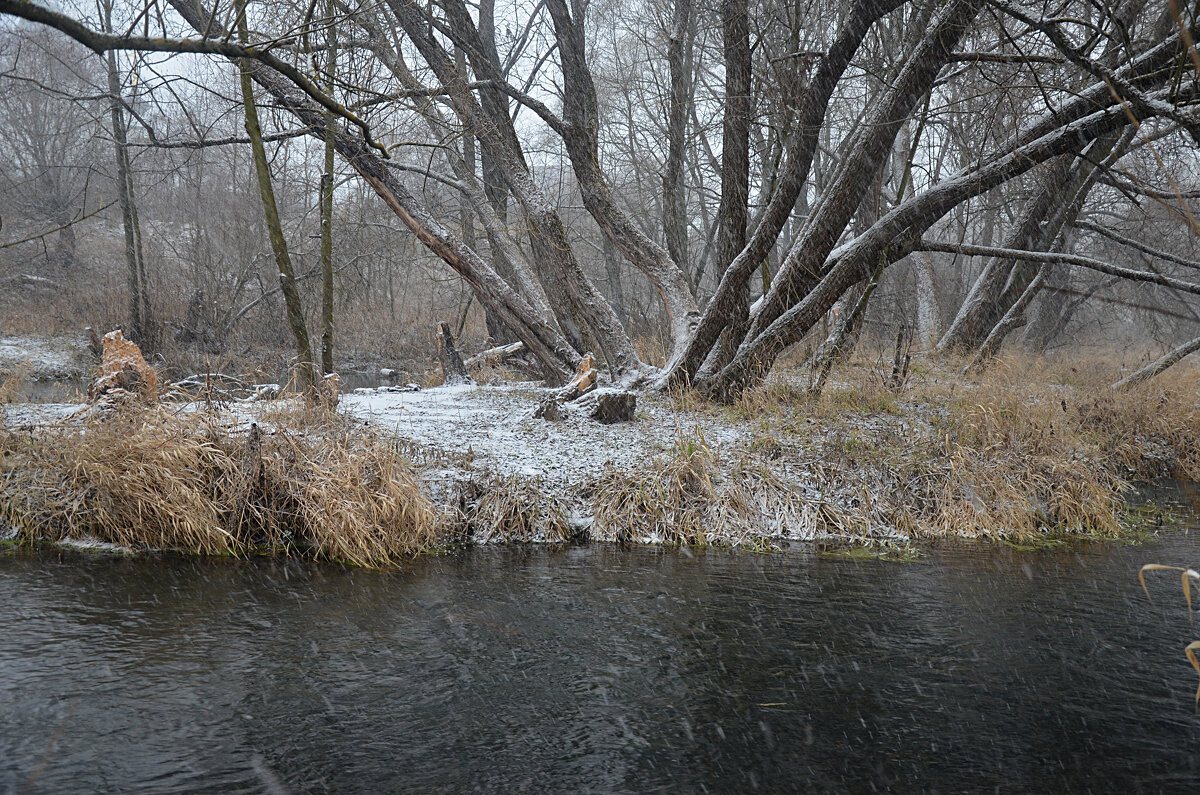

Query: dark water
[4,490,1200,792]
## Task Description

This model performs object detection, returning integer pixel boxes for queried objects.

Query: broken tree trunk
[436,322,472,386]
[463,341,526,369]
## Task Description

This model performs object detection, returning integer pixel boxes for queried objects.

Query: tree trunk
[102,6,148,348]
[319,8,336,375]
[236,0,316,389]
[697,0,752,379]
[662,0,693,280]
[913,250,940,348]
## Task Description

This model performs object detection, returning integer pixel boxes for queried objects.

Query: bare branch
[914,240,1200,297]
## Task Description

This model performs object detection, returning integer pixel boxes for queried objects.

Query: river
[3,484,1200,792]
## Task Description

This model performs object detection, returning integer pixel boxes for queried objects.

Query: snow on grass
[340,382,717,488]
[0,335,85,379]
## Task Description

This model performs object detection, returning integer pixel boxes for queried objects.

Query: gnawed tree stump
[436,322,473,386]
[558,353,598,402]
[88,329,158,403]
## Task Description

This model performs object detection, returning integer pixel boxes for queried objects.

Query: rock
[87,330,157,403]
[589,391,636,424]
[534,399,566,421]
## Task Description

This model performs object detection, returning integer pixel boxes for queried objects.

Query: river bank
[2,354,1198,564]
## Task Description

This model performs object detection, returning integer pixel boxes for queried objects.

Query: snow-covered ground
[0,335,86,379]
[2,401,81,429]
[340,382,745,489]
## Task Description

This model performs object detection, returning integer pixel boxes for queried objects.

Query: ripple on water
[3,493,1200,791]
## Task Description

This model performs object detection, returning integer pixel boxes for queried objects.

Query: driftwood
[436,322,472,385]
[464,341,526,370]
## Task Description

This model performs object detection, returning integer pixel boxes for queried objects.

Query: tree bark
[662,0,693,280]
[236,0,316,389]
[319,8,336,375]
[697,0,752,379]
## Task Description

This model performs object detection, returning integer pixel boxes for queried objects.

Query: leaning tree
[3,0,1198,396]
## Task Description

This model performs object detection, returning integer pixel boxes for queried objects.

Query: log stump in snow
[88,329,158,403]
[558,353,598,402]
[436,322,472,386]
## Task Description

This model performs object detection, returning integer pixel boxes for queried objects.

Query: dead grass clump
[924,447,1126,541]
[468,476,572,543]
[0,406,441,565]
[1075,372,1200,480]
[591,432,862,547]
[0,362,31,404]
[592,433,717,545]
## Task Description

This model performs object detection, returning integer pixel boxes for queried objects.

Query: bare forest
[0,0,1196,397]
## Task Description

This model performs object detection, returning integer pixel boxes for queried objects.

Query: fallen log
[1113,335,1200,390]
[464,341,526,370]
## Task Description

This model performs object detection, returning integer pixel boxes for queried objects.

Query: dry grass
[0,363,31,404]
[592,432,718,545]
[590,431,865,548]
[679,348,1200,545]
[0,404,441,565]
[467,475,572,543]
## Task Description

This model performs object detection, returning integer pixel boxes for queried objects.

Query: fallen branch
[463,341,526,369]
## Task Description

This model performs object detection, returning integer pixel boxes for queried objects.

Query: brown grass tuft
[0,405,441,565]
[468,476,572,543]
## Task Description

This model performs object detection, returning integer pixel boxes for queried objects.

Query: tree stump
[558,352,598,401]
[87,329,158,403]
[436,322,472,386]
[589,391,636,424]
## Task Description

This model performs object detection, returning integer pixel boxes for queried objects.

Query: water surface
[3,487,1200,792]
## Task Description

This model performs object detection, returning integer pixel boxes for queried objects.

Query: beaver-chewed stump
[588,391,636,424]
